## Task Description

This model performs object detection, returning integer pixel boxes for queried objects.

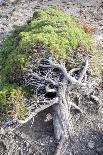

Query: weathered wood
[20,58,89,154]
[52,83,71,155]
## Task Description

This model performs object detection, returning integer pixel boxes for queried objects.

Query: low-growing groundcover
[0,85,29,121]
[0,6,102,122]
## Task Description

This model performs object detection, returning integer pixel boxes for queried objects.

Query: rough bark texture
[18,57,89,154]
[53,84,71,155]
[0,57,103,155]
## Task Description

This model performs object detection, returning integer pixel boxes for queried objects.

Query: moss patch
[0,85,29,121]
[0,6,102,122]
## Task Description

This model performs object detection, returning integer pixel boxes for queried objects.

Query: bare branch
[48,59,87,86]
[26,71,58,86]
[78,58,89,83]
[46,85,57,93]
[68,68,80,76]
[70,102,83,113]
[54,136,65,155]
[90,95,101,104]
[18,97,59,124]
[39,58,89,86]
[45,77,58,86]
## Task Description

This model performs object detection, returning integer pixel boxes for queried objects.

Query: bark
[12,57,90,154]
[52,82,72,155]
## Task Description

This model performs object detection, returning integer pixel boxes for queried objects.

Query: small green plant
[0,85,29,121]
[0,6,102,121]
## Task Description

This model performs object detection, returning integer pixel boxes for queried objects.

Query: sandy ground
[0,0,103,44]
[0,1,103,155]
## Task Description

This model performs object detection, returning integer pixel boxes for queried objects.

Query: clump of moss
[0,6,102,122]
[0,85,29,121]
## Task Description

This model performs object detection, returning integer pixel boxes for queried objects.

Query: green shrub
[0,85,29,121]
[0,6,102,121]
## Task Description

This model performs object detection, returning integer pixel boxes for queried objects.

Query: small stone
[9,0,18,4]
[0,0,6,6]
[0,128,5,134]
[88,140,95,149]
[44,113,52,122]
[96,147,103,153]
[49,137,54,143]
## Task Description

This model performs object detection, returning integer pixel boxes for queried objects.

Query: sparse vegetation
[0,6,102,122]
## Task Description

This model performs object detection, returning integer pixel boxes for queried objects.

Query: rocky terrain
[0,0,103,44]
[0,0,103,155]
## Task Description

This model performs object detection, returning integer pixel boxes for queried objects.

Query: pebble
[96,147,103,153]
[0,127,5,134]
[9,0,18,4]
[88,140,95,149]
[0,0,6,5]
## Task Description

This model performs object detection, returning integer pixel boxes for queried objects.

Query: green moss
[0,6,102,78]
[0,6,102,121]
[0,85,29,122]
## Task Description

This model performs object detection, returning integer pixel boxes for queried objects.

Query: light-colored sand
[0,0,103,45]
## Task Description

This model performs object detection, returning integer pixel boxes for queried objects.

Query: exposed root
[39,57,88,86]
[18,97,59,124]
[54,136,65,155]
[90,95,100,104]
[70,101,83,113]
[14,57,89,154]
[78,58,89,83]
